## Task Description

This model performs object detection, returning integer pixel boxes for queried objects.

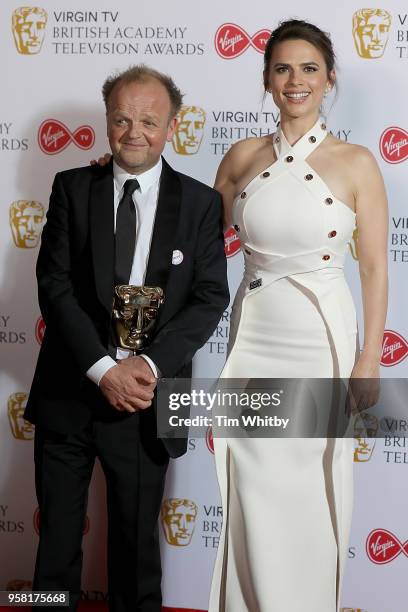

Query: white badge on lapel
[172,249,183,265]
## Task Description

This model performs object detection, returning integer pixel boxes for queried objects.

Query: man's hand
[99,356,157,413]
[90,153,112,166]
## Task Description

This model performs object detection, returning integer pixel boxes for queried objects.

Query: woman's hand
[346,353,380,416]
[90,153,112,166]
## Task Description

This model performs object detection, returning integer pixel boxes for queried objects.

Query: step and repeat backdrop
[1,0,408,610]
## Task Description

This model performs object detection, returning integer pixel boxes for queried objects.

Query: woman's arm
[214,145,240,230]
[352,146,388,376]
[344,146,388,413]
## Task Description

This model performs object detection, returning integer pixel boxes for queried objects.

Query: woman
[209,19,388,612]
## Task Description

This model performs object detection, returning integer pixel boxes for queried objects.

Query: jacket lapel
[90,161,115,314]
[144,158,181,297]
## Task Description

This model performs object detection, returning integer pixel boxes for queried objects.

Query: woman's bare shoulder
[220,135,274,179]
[326,134,375,162]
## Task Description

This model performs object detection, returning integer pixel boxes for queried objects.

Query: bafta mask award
[112,285,164,354]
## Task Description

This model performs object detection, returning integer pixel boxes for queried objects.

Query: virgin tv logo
[214,24,270,59]
[206,426,214,453]
[35,316,45,344]
[381,330,408,367]
[366,528,408,564]
[38,119,95,154]
[380,127,408,164]
[224,227,240,258]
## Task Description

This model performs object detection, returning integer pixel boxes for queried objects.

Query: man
[25,64,229,612]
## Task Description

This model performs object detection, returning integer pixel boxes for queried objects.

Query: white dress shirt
[86,158,162,385]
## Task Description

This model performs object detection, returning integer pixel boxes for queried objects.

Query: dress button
[305,173,313,181]
[234,224,240,232]
[321,123,326,130]
[240,192,247,199]
[325,197,333,205]
[286,155,294,163]
[262,171,270,178]
[309,136,316,143]
[328,230,337,238]
[322,254,330,261]
[275,136,280,143]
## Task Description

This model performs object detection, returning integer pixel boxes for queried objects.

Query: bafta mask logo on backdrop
[172,106,206,155]
[380,127,408,164]
[354,412,378,462]
[38,119,95,155]
[9,200,44,248]
[12,7,48,55]
[6,580,32,591]
[348,228,359,260]
[366,528,408,564]
[8,393,35,441]
[224,227,241,258]
[381,330,408,367]
[352,9,392,59]
[35,316,46,344]
[161,498,198,546]
[215,23,271,59]
[33,507,90,535]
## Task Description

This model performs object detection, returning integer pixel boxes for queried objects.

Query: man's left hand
[118,355,157,386]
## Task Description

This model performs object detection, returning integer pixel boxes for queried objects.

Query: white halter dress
[209,119,358,612]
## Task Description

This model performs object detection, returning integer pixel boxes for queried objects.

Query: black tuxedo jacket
[25,158,229,457]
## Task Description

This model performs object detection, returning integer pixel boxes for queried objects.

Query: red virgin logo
[206,426,214,453]
[366,528,408,564]
[38,119,95,155]
[224,227,241,258]
[214,24,271,59]
[35,316,45,345]
[381,330,408,367]
[379,127,408,164]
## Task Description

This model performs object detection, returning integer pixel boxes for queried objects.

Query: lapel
[144,157,181,297]
[90,160,115,314]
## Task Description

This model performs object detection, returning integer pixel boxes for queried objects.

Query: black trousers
[33,409,169,612]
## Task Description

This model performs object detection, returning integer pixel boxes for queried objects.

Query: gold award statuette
[112,285,164,353]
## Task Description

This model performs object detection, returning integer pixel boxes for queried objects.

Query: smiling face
[266,38,334,122]
[107,78,177,174]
